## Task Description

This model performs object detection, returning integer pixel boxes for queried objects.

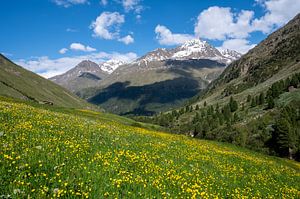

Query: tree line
[136,72,300,160]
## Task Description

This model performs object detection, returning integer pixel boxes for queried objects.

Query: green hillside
[0,98,299,198]
[0,54,92,109]
[140,14,300,160]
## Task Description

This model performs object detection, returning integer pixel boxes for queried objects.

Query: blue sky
[0,0,299,77]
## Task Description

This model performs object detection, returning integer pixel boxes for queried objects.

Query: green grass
[0,99,299,198]
[277,89,300,107]
[0,54,92,109]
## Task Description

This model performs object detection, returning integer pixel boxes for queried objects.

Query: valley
[52,39,240,115]
[1,1,300,198]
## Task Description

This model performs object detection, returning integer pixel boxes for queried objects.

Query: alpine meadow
[1,0,300,198]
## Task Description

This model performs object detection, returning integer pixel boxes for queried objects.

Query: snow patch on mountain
[134,39,241,66]
[100,60,126,74]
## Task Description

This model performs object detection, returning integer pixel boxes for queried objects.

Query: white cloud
[118,35,134,45]
[91,12,125,40]
[91,12,134,44]
[194,7,254,40]
[100,0,108,6]
[155,25,195,46]
[195,1,300,41]
[219,39,256,54]
[52,0,88,7]
[59,48,68,54]
[191,1,300,54]
[70,43,96,52]
[252,0,300,33]
[122,0,143,13]
[16,52,138,78]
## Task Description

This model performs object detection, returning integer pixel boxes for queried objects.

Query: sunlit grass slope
[0,99,299,198]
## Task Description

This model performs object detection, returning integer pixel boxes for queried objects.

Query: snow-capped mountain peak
[180,39,208,49]
[100,59,125,74]
[172,38,223,60]
[132,48,173,66]
[219,49,242,60]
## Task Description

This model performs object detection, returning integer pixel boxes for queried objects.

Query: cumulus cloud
[118,35,134,45]
[194,7,254,40]
[219,39,256,54]
[195,0,300,40]
[52,0,88,7]
[155,25,195,46]
[70,43,96,52]
[191,0,300,54]
[16,52,138,78]
[122,0,143,13]
[90,12,134,44]
[59,48,68,54]
[252,0,300,33]
[91,12,124,40]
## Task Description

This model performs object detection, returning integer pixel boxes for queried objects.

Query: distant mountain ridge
[50,39,242,115]
[50,60,109,93]
[133,39,241,67]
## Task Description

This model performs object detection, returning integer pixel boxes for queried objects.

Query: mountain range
[148,13,300,160]
[51,39,241,115]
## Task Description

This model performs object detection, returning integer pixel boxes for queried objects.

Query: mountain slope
[0,54,91,109]
[146,13,300,160]
[50,60,109,93]
[79,39,240,115]
[204,13,300,99]
[81,59,226,115]
[0,98,299,198]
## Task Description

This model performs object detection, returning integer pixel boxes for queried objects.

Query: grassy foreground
[0,100,299,198]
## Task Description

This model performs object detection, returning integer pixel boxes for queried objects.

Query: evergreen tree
[290,75,299,88]
[267,97,275,109]
[271,83,280,98]
[259,92,265,105]
[233,113,239,122]
[185,106,190,113]
[195,104,199,110]
[251,98,257,107]
[223,105,231,122]
[229,97,238,112]
[255,96,260,106]
[247,95,252,103]
[204,101,207,107]
[273,118,295,158]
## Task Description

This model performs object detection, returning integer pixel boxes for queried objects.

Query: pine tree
[247,95,252,103]
[195,104,199,110]
[229,97,238,112]
[267,97,275,109]
[223,105,231,122]
[255,96,260,106]
[259,92,265,105]
[271,83,280,98]
[251,98,256,107]
[273,117,295,158]
[290,75,299,88]
[204,101,207,107]
[185,106,190,113]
